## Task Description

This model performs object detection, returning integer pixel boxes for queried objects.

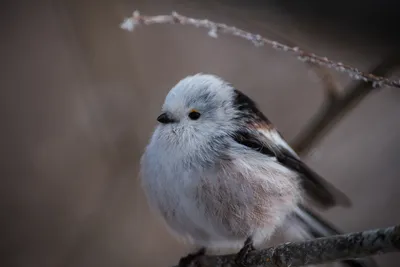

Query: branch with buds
[119,10,400,154]
[172,225,400,267]
[120,10,400,89]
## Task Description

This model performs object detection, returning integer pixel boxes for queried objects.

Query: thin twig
[120,10,400,89]
[258,30,342,101]
[292,55,400,154]
[171,225,400,267]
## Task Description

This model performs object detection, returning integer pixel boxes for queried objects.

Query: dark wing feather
[231,89,351,209]
[277,148,351,208]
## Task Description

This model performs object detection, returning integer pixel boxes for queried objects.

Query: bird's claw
[178,248,205,267]
[234,238,255,267]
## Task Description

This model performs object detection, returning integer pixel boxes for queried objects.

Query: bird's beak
[157,112,175,124]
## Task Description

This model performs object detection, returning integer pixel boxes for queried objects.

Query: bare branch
[120,10,400,89]
[170,225,400,267]
[260,31,341,101]
[292,56,400,154]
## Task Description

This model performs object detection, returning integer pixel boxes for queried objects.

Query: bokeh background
[1,1,400,267]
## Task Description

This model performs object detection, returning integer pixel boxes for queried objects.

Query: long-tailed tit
[140,74,378,267]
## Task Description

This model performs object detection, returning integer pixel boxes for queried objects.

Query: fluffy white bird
[140,74,377,267]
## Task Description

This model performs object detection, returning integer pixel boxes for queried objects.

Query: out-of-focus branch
[307,62,341,102]
[120,10,400,89]
[171,225,400,267]
[292,56,400,154]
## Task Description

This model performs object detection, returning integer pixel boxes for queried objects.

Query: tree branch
[170,225,400,267]
[291,56,400,154]
[119,10,400,154]
[306,62,341,102]
[120,10,400,89]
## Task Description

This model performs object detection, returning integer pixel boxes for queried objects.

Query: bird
[139,73,379,267]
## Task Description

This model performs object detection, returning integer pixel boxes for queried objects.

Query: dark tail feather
[276,151,352,209]
[286,205,380,267]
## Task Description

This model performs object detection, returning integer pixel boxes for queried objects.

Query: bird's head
[156,74,239,140]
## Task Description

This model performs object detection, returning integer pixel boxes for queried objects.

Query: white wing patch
[257,128,299,159]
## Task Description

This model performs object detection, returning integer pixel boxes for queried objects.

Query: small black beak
[157,112,175,124]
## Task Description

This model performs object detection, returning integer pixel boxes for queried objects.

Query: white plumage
[139,73,372,267]
[140,74,301,250]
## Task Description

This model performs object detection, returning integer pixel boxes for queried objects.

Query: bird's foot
[178,247,206,267]
[234,237,255,267]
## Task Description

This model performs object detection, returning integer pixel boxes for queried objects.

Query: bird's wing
[231,89,351,209]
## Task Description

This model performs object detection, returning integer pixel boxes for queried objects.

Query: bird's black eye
[188,110,201,120]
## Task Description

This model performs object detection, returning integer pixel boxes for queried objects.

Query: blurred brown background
[1,1,400,267]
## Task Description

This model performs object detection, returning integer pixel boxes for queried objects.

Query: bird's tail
[283,205,379,267]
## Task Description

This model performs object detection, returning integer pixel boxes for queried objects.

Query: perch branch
[120,10,400,89]
[171,225,400,267]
